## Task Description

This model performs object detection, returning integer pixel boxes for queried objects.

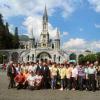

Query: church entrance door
[36,52,51,62]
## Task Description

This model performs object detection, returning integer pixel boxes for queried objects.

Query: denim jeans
[78,76,84,90]
[51,76,57,89]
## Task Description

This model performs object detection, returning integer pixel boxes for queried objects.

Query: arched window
[58,56,60,62]
[22,57,23,61]
[27,55,30,61]
[32,54,34,61]
[54,55,56,62]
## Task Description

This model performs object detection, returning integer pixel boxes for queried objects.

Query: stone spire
[54,28,60,50]
[56,28,60,39]
[43,5,48,33]
[40,5,50,48]
[43,5,48,22]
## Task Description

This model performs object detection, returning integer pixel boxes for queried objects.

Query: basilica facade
[19,6,66,63]
[0,6,87,63]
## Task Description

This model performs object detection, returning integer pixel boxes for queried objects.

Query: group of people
[6,60,100,92]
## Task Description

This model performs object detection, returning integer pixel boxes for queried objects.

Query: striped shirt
[78,67,85,77]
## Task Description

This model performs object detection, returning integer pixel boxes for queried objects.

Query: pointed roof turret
[43,5,48,21]
[56,28,60,40]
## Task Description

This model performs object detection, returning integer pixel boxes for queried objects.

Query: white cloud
[23,16,57,39]
[0,0,84,40]
[0,0,81,18]
[0,0,22,18]
[63,32,69,36]
[0,0,81,39]
[62,38,86,49]
[95,24,100,28]
[61,32,69,38]
[88,0,100,12]
[90,41,100,49]
[62,38,100,52]
[9,24,15,34]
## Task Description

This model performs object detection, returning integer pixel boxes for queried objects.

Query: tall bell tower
[54,28,60,50]
[40,5,49,48]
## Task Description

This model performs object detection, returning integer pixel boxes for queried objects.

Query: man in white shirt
[88,63,97,92]
[71,65,78,90]
[28,62,37,73]
[84,65,89,90]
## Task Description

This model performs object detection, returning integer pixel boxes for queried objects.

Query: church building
[19,6,66,63]
[0,6,70,63]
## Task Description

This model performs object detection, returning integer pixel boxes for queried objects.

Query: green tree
[78,54,85,65]
[0,13,20,49]
[96,52,100,64]
[0,14,6,49]
[0,14,3,25]
[4,22,14,49]
[85,54,97,63]
[0,54,3,64]
[69,53,76,60]
[12,27,19,49]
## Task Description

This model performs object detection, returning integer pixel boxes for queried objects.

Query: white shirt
[25,66,29,70]
[84,67,88,74]
[72,67,78,78]
[27,75,36,86]
[28,65,33,72]
[88,67,96,74]
[35,75,42,84]
[28,65,37,72]
[15,67,20,74]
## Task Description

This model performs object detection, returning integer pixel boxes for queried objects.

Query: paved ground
[0,70,100,100]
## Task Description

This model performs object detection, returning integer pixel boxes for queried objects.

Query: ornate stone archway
[0,51,9,63]
[36,52,52,61]
[11,52,19,62]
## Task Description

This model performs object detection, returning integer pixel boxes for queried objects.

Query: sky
[0,0,100,52]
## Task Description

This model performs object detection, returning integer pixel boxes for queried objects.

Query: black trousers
[17,83,24,90]
[17,81,28,90]
[28,86,35,90]
[66,78,71,90]
[71,77,77,89]
[97,75,100,89]
[43,77,50,89]
[8,75,15,88]
[88,74,96,91]
[84,79,89,90]
[78,76,84,90]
